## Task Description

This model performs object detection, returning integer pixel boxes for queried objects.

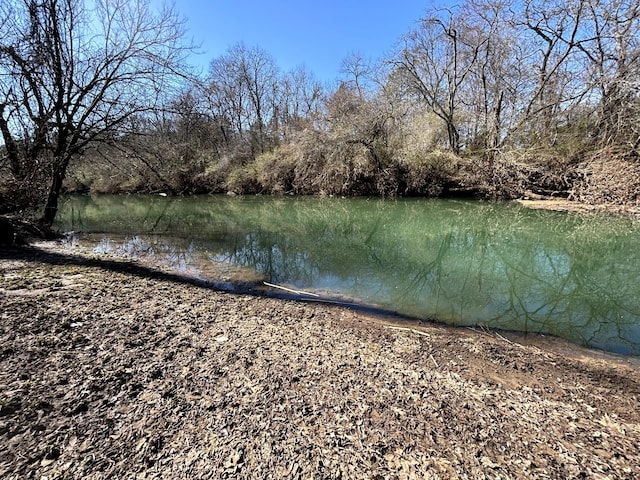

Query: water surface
[56,195,640,355]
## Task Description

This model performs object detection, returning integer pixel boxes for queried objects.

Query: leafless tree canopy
[396,0,640,155]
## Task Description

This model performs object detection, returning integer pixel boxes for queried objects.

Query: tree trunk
[40,158,69,227]
[489,91,504,150]
[447,122,460,155]
[0,114,23,180]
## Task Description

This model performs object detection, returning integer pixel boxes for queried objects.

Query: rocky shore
[1,242,639,479]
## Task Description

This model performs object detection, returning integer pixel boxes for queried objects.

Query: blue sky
[170,1,432,83]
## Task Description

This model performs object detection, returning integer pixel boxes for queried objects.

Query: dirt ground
[1,242,640,479]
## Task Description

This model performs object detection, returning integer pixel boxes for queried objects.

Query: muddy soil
[1,242,639,479]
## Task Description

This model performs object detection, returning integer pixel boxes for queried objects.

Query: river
[55,194,640,355]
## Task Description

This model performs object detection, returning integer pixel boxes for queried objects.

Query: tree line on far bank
[2,0,640,227]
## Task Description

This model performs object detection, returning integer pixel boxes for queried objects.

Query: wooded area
[2,0,640,226]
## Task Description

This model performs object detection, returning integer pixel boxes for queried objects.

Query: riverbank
[517,198,640,216]
[1,242,640,478]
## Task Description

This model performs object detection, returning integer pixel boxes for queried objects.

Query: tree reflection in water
[57,195,640,355]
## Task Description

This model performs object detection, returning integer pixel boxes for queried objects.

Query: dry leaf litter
[1,243,639,479]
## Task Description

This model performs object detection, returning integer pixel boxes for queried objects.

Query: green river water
[55,194,640,355]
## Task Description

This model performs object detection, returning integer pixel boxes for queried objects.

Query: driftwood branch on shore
[263,281,320,297]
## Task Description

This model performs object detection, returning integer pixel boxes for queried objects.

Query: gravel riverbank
[1,242,639,479]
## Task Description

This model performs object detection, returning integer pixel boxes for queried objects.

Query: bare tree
[510,0,590,144]
[0,0,192,225]
[207,43,279,156]
[278,65,323,133]
[395,8,485,154]
[505,0,640,151]
[340,52,374,99]
[581,0,640,149]
[207,55,248,144]
[458,0,523,151]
